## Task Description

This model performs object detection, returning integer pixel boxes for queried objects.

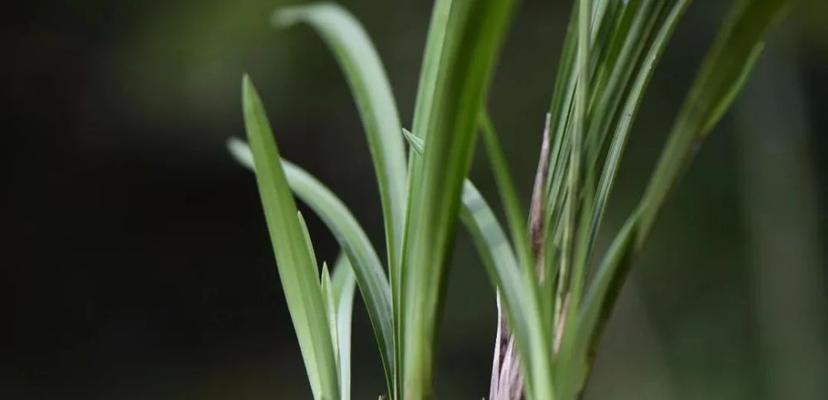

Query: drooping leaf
[275,3,407,273]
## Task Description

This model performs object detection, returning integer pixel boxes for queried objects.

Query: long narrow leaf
[460,182,552,400]
[636,0,789,238]
[320,263,340,378]
[588,0,690,258]
[396,1,455,395]
[332,256,358,400]
[478,112,534,282]
[400,0,516,397]
[404,128,553,399]
[560,0,790,397]
[275,2,408,282]
[241,76,338,400]
[229,138,395,396]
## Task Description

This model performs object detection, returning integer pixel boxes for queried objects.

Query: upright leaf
[332,256,358,400]
[404,128,554,399]
[478,112,534,281]
[400,0,516,397]
[589,0,690,258]
[241,76,338,400]
[229,138,396,396]
[396,2,455,394]
[560,1,790,397]
[461,182,555,400]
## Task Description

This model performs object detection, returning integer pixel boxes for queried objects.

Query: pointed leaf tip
[242,74,253,92]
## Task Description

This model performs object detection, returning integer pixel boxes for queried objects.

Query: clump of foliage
[228,0,789,398]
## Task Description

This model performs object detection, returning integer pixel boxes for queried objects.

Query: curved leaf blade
[275,2,407,281]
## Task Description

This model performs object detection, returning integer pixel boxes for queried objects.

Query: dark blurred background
[3,1,827,399]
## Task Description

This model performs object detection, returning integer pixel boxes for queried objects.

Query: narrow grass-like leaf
[552,0,593,343]
[401,128,421,152]
[332,256,357,400]
[555,212,639,399]
[559,1,790,397]
[478,112,534,282]
[584,1,665,165]
[320,262,340,375]
[636,0,789,239]
[241,76,338,400]
[229,138,395,396]
[396,1,455,395]
[405,126,554,399]
[588,1,690,256]
[543,0,631,244]
[275,2,407,283]
[400,0,516,396]
[460,182,552,400]
[298,211,320,272]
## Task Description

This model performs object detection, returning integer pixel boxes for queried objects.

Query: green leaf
[556,212,639,399]
[559,0,790,397]
[320,262,341,378]
[584,1,661,165]
[400,0,517,397]
[229,138,395,396]
[561,0,591,313]
[588,1,690,259]
[241,75,338,400]
[478,112,534,282]
[541,0,637,314]
[396,2,455,395]
[275,2,407,288]
[637,0,789,239]
[298,211,320,272]
[404,126,554,399]
[401,128,422,153]
[331,256,358,400]
[460,182,554,400]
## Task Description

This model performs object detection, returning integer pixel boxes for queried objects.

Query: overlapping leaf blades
[399,0,516,397]
[229,137,394,395]
[241,77,339,400]
[232,0,790,399]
